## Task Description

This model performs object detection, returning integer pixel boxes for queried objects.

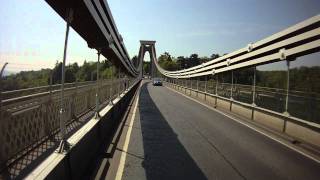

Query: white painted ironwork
[153,15,320,78]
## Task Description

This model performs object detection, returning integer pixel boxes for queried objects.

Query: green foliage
[2,60,117,91]
[2,69,51,91]
[289,66,320,93]
[158,52,178,71]
[143,61,150,75]
[210,53,220,59]
[256,70,287,89]
[2,53,319,95]
[158,52,212,71]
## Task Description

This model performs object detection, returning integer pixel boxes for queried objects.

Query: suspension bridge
[0,0,320,179]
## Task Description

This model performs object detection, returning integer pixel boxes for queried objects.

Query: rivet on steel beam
[212,69,216,75]
[279,48,286,60]
[247,43,253,52]
[108,34,114,47]
[226,59,231,66]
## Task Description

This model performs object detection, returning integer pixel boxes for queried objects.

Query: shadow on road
[139,82,207,180]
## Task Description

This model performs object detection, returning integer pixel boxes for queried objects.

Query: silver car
[152,78,162,86]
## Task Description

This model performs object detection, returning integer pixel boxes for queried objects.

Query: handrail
[167,81,320,129]
[0,77,137,170]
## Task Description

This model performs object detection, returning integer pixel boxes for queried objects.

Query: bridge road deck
[109,80,320,180]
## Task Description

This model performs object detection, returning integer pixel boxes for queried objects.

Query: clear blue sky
[0,0,319,71]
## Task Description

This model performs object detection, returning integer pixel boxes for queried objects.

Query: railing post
[94,49,101,119]
[284,60,291,116]
[215,74,218,96]
[230,71,234,111]
[109,65,114,105]
[231,70,234,100]
[196,77,199,97]
[252,66,256,106]
[118,68,121,97]
[205,75,207,93]
[185,79,187,94]
[71,80,77,120]
[197,77,199,90]
[215,74,218,108]
[58,8,73,153]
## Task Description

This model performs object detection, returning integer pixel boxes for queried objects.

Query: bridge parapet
[166,79,320,148]
[0,78,135,178]
[25,79,140,180]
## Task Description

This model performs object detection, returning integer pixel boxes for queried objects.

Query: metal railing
[168,79,320,126]
[152,15,320,130]
[0,78,136,169]
[154,15,320,78]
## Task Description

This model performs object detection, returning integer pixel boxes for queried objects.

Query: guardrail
[26,78,141,180]
[168,79,320,125]
[0,78,136,171]
[166,79,320,148]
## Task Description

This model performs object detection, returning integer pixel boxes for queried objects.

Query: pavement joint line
[114,82,142,180]
[165,85,320,164]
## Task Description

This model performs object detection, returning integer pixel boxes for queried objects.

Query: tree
[65,68,76,83]
[210,53,220,59]
[158,52,172,65]
[157,52,178,71]
[52,61,62,84]
[199,56,210,64]
[78,60,95,81]
[176,56,187,69]
[143,61,150,75]
[188,53,200,67]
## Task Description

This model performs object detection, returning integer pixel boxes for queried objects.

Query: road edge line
[165,85,320,164]
[114,82,142,180]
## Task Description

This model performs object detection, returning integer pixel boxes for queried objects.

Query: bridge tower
[138,40,157,78]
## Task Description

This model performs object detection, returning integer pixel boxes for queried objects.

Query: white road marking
[166,85,320,164]
[115,82,141,180]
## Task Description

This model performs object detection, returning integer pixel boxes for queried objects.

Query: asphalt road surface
[120,81,320,180]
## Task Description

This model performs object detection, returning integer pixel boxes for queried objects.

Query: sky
[0,0,319,72]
